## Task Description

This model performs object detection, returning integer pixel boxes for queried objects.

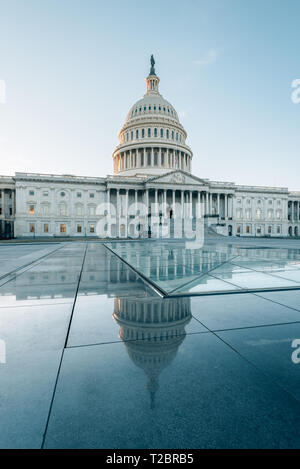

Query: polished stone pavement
[0,237,299,449]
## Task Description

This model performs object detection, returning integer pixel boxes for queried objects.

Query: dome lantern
[146,55,160,95]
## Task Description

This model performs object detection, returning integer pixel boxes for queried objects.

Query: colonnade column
[107,188,110,215]
[135,190,138,216]
[225,194,228,219]
[117,189,120,236]
[190,192,193,217]
[1,190,5,218]
[217,194,220,216]
[197,192,201,218]
[181,191,184,218]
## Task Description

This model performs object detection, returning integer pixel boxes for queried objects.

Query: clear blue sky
[1,0,300,189]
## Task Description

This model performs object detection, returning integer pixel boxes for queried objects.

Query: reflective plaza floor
[0,236,300,448]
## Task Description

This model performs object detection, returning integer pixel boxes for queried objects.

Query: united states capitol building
[1,57,300,240]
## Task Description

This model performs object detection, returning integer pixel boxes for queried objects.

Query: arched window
[154,128,157,137]
[59,203,67,216]
[171,131,174,140]
[142,129,145,138]
[148,128,151,137]
[166,129,169,139]
[136,129,139,139]
[256,208,262,220]
[160,128,163,138]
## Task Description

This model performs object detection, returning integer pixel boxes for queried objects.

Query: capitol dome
[112,56,193,177]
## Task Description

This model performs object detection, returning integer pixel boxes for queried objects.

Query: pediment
[147,170,207,186]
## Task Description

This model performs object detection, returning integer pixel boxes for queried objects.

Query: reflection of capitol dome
[112,56,193,177]
[113,297,191,409]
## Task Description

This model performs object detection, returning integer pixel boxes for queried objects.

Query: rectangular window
[77,192,82,198]
[29,223,35,233]
[44,224,49,233]
[43,191,49,197]
[90,224,95,233]
[277,226,281,234]
[60,224,66,233]
[77,225,82,233]
[29,205,35,215]
[89,193,95,198]
[9,208,12,215]
[89,206,96,216]
[29,190,35,196]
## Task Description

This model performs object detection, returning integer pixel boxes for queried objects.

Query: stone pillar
[135,190,138,216]
[125,190,129,218]
[210,193,213,215]
[164,189,167,217]
[107,188,110,215]
[190,192,193,218]
[181,191,184,218]
[206,192,209,215]
[225,194,228,219]
[217,194,220,215]
[1,190,5,218]
[11,191,15,216]
[117,189,120,236]
[155,189,158,215]
[197,192,201,218]
[172,190,176,211]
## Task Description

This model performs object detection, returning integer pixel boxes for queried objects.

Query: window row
[131,105,176,117]
[29,223,96,234]
[28,190,95,199]
[236,208,282,220]
[236,225,282,235]
[122,128,183,143]
[236,199,282,206]
[28,204,97,216]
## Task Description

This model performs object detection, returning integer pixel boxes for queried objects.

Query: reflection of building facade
[113,297,192,408]
[2,57,300,239]
[0,176,15,239]
[1,243,298,301]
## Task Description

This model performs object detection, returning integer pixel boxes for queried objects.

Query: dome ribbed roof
[126,95,179,123]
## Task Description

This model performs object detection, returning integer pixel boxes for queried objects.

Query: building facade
[0,176,15,239]
[2,58,300,239]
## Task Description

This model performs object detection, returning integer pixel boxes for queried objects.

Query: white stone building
[2,57,300,239]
